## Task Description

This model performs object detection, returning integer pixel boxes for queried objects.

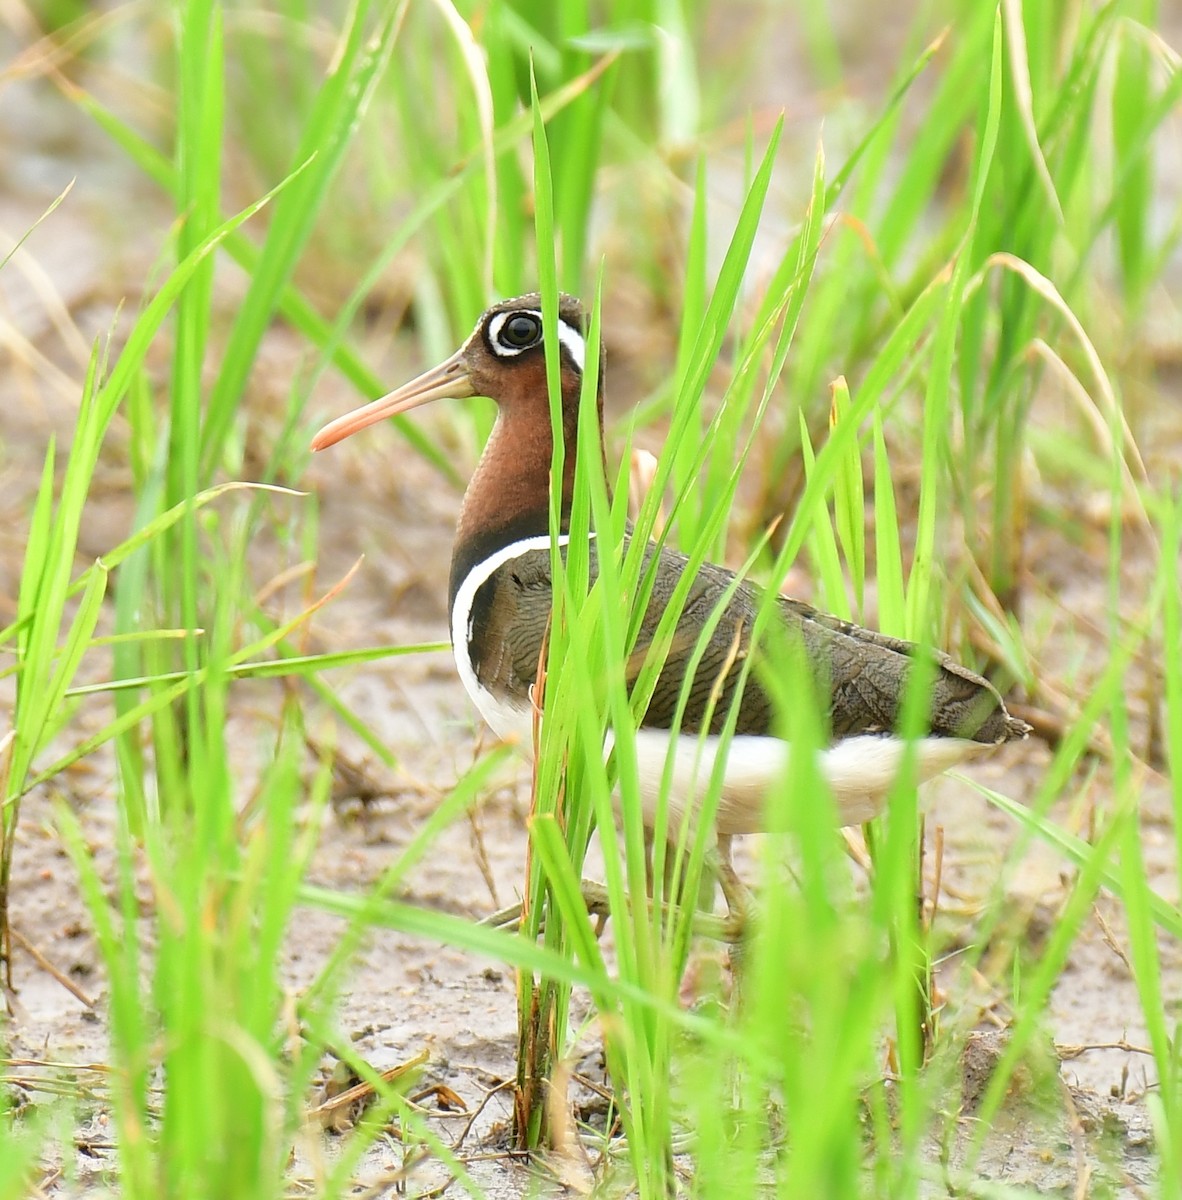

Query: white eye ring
[496,312,542,350]
[485,310,586,373]
[486,310,539,356]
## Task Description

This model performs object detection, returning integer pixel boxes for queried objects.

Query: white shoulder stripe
[449,532,596,743]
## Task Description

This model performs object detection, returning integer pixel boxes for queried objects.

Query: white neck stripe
[451,531,601,652]
[449,531,597,741]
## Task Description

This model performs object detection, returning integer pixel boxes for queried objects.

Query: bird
[311,292,1030,916]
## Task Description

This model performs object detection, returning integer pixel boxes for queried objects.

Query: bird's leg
[481,881,612,935]
[480,878,741,942]
[712,833,751,942]
[481,819,746,944]
[580,880,611,936]
[712,833,753,1007]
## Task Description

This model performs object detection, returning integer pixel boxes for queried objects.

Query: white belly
[448,654,981,836]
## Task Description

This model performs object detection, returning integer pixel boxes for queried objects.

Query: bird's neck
[448,400,604,610]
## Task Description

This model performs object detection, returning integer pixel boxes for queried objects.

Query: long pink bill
[310,350,475,451]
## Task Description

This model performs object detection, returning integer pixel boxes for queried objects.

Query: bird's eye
[499,313,541,349]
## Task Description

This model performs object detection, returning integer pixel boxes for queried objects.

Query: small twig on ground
[307,1049,430,1127]
[1058,1077,1093,1200]
[1092,904,1133,974]
[467,807,499,908]
[1056,1038,1154,1061]
[452,1075,515,1153]
[9,925,94,1008]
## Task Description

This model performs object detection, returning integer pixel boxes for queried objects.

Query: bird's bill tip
[310,352,475,451]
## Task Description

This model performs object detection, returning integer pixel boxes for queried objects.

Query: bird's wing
[774,595,1028,743]
[464,537,1027,745]
[629,542,1027,744]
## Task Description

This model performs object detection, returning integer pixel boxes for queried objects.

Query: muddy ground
[3,15,1181,1198]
